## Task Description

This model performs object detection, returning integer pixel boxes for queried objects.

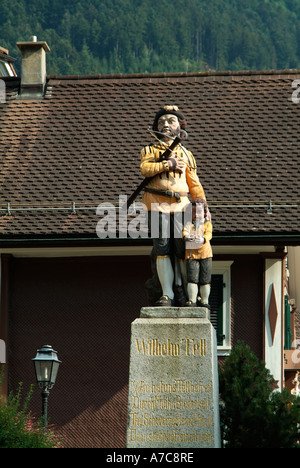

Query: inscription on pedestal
[128,378,213,445]
[135,337,207,357]
[126,308,221,448]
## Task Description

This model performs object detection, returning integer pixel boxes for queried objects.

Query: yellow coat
[140,142,206,213]
[183,220,213,260]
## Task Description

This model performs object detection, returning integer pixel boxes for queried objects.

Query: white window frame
[212,260,233,356]
[0,61,14,77]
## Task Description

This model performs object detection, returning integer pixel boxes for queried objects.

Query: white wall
[264,258,283,389]
[287,246,300,310]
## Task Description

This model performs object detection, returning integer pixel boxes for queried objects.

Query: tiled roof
[1,70,300,244]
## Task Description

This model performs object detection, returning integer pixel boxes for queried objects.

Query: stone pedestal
[126,307,221,448]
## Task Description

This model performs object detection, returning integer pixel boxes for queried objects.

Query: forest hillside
[1,0,300,75]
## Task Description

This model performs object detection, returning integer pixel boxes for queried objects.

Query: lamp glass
[32,345,61,388]
[50,360,60,385]
[34,360,53,384]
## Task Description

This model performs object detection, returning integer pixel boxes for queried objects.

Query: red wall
[8,256,151,448]
[6,253,263,447]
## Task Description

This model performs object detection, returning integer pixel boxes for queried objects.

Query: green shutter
[209,274,225,346]
[284,295,292,350]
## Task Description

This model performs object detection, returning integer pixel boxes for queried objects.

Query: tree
[0,369,62,448]
[219,341,300,448]
[2,0,300,75]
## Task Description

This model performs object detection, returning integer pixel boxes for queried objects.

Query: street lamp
[32,345,61,429]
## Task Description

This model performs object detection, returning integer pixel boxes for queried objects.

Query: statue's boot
[155,255,175,306]
[198,284,211,309]
[186,282,198,306]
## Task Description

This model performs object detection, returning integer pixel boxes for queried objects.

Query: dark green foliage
[219,341,300,448]
[0,368,62,448]
[1,0,300,75]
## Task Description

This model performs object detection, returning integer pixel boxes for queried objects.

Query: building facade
[0,38,300,447]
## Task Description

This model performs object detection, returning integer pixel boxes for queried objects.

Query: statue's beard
[160,126,180,138]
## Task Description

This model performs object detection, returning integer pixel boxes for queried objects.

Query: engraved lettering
[128,378,214,445]
[135,338,206,357]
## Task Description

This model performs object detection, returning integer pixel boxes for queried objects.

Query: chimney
[16,36,50,98]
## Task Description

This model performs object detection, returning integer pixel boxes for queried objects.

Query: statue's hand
[184,234,196,242]
[195,236,205,246]
[167,157,185,173]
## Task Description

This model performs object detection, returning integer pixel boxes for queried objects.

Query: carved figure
[140,105,206,306]
[183,199,213,309]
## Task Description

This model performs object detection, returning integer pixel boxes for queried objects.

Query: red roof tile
[0,70,300,243]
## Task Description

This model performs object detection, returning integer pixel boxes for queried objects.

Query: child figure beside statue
[183,198,212,309]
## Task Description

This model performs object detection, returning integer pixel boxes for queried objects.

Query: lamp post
[32,345,61,430]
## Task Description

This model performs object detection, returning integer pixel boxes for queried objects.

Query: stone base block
[126,307,221,448]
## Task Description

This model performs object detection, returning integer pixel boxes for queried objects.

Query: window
[209,261,233,355]
[0,60,14,77]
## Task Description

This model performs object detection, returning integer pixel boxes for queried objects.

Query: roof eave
[212,232,300,246]
[1,232,300,249]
